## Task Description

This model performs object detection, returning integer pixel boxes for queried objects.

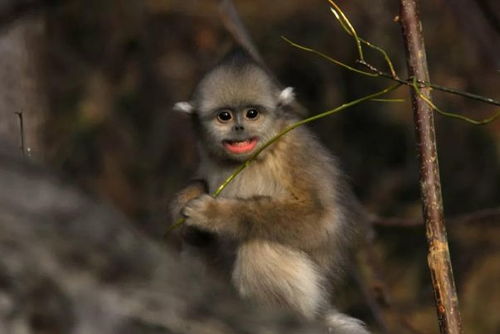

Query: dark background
[0,0,498,333]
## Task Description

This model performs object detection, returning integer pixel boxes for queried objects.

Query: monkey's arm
[183,192,328,248]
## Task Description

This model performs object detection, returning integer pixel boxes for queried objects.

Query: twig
[352,265,391,334]
[371,216,422,227]
[218,0,265,68]
[413,78,500,125]
[283,37,500,111]
[281,37,377,77]
[355,238,392,334]
[372,207,500,227]
[213,84,400,195]
[283,0,500,119]
[165,83,401,235]
[14,112,25,157]
[328,0,364,62]
[356,234,428,334]
[399,1,462,333]
[218,0,309,116]
[422,81,500,106]
[328,1,499,108]
[329,3,398,78]
[452,207,500,226]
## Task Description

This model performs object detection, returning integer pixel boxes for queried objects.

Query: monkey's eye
[245,109,259,120]
[217,111,232,122]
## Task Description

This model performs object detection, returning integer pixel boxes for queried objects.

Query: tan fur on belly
[232,240,326,319]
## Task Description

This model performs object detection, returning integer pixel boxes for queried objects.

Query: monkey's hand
[170,180,207,222]
[182,195,237,235]
[183,194,215,228]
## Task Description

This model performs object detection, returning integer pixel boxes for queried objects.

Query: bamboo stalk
[398,1,462,333]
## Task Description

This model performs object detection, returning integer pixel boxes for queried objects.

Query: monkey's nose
[233,124,245,131]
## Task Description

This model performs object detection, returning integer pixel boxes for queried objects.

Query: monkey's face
[173,60,297,163]
[198,104,281,162]
[189,64,289,162]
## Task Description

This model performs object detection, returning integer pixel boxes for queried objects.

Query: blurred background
[0,0,498,333]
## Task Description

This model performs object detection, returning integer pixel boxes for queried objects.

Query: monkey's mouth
[223,137,258,154]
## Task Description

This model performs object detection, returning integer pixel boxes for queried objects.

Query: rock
[0,144,323,334]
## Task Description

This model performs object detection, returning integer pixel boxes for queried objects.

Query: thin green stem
[165,83,402,235]
[283,37,500,110]
[371,98,405,103]
[217,83,401,196]
[359,40,398,79]
[281,37,377,77]
[425,81,500,107]
[329,3,398,78]
[328,0,499,105]
[328,0,364,61]
[285,0,500,110]
[165,218,186,235]
[377,71,500,106]
[412,79,500,125]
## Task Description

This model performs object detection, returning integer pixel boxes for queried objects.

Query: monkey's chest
[206,164,288,199]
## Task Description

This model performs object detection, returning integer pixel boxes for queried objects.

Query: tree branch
[283,0,500,117]
[14,112,25,157]
[371,207,500,227]
[218,0,265,67]
[356,232,429,334]
[399,1,462,334]
[283,38,500,109]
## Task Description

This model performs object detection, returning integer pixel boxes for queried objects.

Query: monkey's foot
[324,311,370,334]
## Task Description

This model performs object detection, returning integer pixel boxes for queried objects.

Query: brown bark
[398,1,463,334]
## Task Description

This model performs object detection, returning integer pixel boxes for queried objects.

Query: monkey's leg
[232,240,328,319]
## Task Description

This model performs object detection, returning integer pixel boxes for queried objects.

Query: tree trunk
[399,1,463,333]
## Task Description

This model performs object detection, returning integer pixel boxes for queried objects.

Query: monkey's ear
[173,101,195,114]
[277,87,307,117]
[277,87,295,106]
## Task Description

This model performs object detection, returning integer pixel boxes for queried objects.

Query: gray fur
[171,51,370,333]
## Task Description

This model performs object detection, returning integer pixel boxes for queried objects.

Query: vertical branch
[15,111,25,157]
[398,1,462,334]
[218,0,265,67]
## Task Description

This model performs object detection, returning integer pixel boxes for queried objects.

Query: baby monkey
[171,50,370,334]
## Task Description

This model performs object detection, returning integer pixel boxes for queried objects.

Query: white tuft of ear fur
[278,87,295,106]
[173,101,194,114]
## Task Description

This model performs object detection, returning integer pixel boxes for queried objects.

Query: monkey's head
[174,50,296,162]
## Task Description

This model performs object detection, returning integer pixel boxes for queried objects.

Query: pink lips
[223,137,258,154]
